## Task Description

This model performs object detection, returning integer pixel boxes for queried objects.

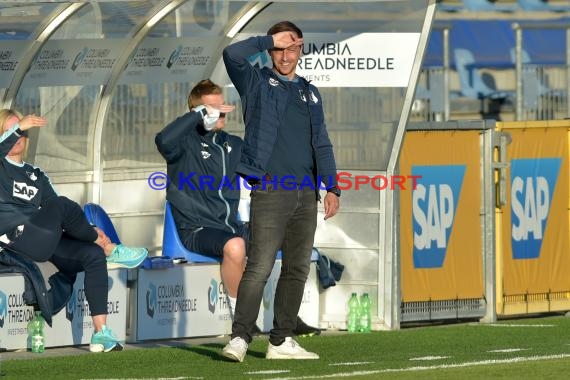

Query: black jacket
[0,127,57,235]
[0,246,75,326]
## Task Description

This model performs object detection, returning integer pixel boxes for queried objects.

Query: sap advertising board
[409,157,563,266]
[411,165,466,269]
[510,158,561,260]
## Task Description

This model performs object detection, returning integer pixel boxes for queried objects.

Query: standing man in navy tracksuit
[222,21,340,362]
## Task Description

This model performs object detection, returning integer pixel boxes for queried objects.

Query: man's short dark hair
[189,79,222,109]
[267,21,303,38]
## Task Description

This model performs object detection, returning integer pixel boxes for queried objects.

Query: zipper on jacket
[302,82,321,200]
[212,133,236,233]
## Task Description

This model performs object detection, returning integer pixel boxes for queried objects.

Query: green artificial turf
[2,315,569,379]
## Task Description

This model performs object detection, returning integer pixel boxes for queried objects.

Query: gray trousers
[231,185,317,345]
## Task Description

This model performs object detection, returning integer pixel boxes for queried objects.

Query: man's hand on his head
[272,31,303,50]
[204,104,235,114]
[194,104,235,131]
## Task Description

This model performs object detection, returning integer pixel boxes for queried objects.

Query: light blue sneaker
[89,326,124,352]
[106,244,148,269]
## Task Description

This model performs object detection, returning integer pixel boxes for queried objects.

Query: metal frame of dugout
[0,0,438,333]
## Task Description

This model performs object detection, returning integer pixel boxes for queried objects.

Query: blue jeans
[231,185,317,345]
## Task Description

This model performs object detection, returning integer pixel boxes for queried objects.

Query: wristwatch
[15,124,28,137]
[327,186,341,197]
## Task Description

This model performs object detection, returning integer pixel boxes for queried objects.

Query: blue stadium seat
[510,49,550,91]
[463,0,518,12]
[509,48,564,109]
[436,1,463,12]
[83,203,121,245]
[162,201,221,263]
[454,48,514,100]
[518,0,570,12]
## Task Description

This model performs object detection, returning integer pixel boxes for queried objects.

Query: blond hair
[0,109,23,131]
[0,109,28,158]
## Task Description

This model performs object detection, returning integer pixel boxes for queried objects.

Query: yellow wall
[400,130,483,302]
[496,121,570,314]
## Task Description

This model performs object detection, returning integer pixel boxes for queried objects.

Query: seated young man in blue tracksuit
[155,79,320,336]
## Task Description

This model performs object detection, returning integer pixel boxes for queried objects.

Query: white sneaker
[223,337,248,362]
[266,337,319,359]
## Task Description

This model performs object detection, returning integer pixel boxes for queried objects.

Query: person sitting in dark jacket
[0,109,148,352]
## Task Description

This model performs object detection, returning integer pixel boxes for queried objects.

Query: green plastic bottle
[359,293,372,333]
[347,292,360,333]
[27,311,45,353]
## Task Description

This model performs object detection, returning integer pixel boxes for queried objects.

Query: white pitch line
[246,370,290,375]
[329,362,374,366]
[488,348,528,353]
[484,324,555,328]
[263,370,384,379]
[83,378,197,380]
[262,353,570,380]
[409,355,450,361]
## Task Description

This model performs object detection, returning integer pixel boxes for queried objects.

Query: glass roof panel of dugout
[0,0,432,174]
[211,0,432,171]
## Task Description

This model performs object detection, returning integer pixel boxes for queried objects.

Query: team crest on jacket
[310,91,319,104]
[12,180,38,201]
[269,78,279,87]
[26,171,37,181]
